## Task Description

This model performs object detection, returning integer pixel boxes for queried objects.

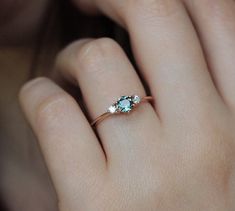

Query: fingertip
[19,77,49,99]
[19,77,49,112]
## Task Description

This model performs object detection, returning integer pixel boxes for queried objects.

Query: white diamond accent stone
[133,95,141,104]
[108,105,117,114]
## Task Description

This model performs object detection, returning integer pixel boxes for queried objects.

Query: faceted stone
[108,105,117,114]
[133,95,141,104]
[117,96,133,113]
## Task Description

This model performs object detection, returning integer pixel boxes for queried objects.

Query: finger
[72,0,123,25]
[19,77,106,207]
[73,0,99,14]
[57,38,159,168]
[183,0,235,112]
[73,0,222,125]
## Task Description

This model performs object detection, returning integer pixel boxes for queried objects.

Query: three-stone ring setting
[91,95,153,127]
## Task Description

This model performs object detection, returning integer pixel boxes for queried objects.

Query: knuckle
[177,109,235,187]
[35,92,75,128]
[125,0,179,20]
[174,124,235,194]
[77,38,120,72]
[189,125,234,183]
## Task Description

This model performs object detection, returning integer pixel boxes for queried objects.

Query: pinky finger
[19,77,106,208]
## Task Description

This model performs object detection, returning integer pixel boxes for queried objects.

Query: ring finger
[56,38,159,168]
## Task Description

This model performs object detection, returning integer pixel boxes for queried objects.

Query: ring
[91,95,154,127]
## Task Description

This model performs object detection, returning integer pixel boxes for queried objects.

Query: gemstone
[117,96,133,113]
[133,95,141,104]
[108,105,117,114]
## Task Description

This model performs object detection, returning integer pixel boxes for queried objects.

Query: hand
[20,0,235,210]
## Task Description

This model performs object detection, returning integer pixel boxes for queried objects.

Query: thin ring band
[91,95,154,127]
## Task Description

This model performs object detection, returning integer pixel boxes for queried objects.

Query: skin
[0,0,57,210]
[2,0,235,210]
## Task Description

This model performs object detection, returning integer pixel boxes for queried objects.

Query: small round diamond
[108,105,117,114]
[133,95,141,104]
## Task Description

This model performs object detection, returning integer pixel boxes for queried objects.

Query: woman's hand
[20,0,235,210]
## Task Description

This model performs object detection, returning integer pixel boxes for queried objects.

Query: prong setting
[108,95,141,114]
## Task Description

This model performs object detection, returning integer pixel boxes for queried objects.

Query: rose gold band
[91,96,153,127]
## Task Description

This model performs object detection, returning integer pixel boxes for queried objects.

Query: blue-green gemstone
[117,96,133,113]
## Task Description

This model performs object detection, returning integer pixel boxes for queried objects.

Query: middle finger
[77,0,223,125]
